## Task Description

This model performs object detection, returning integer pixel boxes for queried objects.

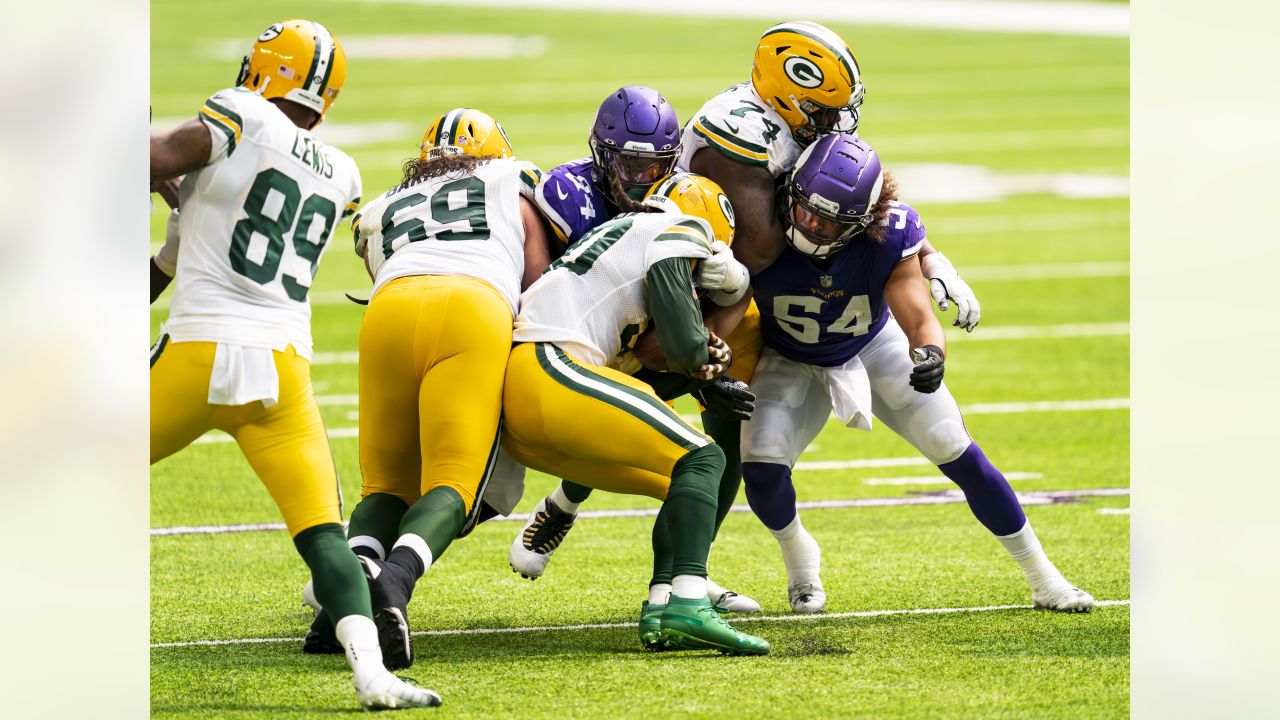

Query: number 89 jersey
[753,201,927,367]
[355,158,528,313]
[166,88,362,361]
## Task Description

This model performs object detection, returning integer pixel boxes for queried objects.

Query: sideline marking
[151,487,1129,536]
[150,599,1131,649]
[1098,507,1130,515]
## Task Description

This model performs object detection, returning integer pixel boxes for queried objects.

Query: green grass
[150,1,1129,717]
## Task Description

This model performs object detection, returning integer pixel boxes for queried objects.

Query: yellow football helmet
[420,108,515,160]
[643,172,736,246]
[236,20,347,128]
[750,21,865,143]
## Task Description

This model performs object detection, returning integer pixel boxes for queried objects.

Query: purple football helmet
[782,132,884,258]
[589,86,682,210]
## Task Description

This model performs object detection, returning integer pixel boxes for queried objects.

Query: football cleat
[788,580,826,614]
[303,611,342,655]
[659,596,770,656]
[301,578,321,613]
[354,670,442,710]
[638,601,669,651]
[1033,583,1096,613]
[361,557,416,670]
[508,497,577,580]
[707,578,762,614]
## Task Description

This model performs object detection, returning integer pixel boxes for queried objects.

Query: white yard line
[1098,507,1130,515]
[865,472,1042,486]
[961,398,1129,414]
[150,598,1130,649]
[366,0,1129,38]
[151,487,1129,536]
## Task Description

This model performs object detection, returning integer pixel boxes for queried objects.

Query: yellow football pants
[150,339,339,537]
[502,342,712,501]
[358,275,512,514]
[725,299,762,384]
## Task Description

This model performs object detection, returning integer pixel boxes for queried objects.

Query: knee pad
[918,418,971,465]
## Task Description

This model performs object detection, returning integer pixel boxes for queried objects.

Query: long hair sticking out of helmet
[398,154,494,192]
[421,108,515,160]
[590,86,683,211]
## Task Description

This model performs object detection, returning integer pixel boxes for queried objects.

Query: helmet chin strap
[785,227,838,258]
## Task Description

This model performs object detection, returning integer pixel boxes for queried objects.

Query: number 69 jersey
[166,87,362,360]
[354,158,529,312]
[753,201,927,367]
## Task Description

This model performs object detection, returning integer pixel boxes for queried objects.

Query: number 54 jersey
[166,87,362,360]
[753,201,927,367]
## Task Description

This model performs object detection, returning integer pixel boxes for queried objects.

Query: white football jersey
[514,212,714,366]
[165,88,362,360]
[678,81,802,179]
[355,158,529,312]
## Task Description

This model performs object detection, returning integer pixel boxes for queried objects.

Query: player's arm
[645,258,711,377]
[701,289,752,340]
[918,239,980,332]
[885,255,947,393]
[690,149,786,275]
[519,196,552,289]
[151,118,211,181]
[150,209,181,304]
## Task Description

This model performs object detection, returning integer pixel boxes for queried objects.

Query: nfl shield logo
[820,275,833,288]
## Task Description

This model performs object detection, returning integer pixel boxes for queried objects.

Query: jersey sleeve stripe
[199,108,240,154]
[901,238,924,258]
[654,228,711,249]
[692,122,768,167]
[520,168,541,190]
[695,118,768,154]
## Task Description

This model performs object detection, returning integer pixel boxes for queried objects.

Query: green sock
[666,444,725,578]
[293,523,372,622]
[701,411,743,537]
[650,507,674,587]
[346,492,409,558]
[560,480,593,505]
[398,486,466,562]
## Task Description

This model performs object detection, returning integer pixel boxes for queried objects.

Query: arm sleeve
[646,257,711,377]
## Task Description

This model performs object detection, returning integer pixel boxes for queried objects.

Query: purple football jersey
[753,201,927,367]
[534,157,613,244]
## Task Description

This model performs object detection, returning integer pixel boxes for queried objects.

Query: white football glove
[152,209,181,278]
[921,252,980,332]
[697,240,750,306]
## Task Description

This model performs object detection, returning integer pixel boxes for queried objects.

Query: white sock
[648,583,672,605]
[771,516,821,584]
[549,485,581,514]
[347,535,386,560]
[334,615,386,686]
[671,574,707,601]
[705,577,727,600]
[392,533,434,573]
[996,521,1065,588]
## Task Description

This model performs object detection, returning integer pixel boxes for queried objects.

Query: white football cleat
[1032,582,1096,613]
[355,670,442,710]
[508,497,577,580]
[706,577,762,613]
[301,578,321,614]
[788,580,826,614]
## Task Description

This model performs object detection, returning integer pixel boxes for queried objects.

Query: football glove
[909,345,945,394]
[697,241,750,306]
[693,376,756,422]
[692,331,733,381]
[921,252,980,332]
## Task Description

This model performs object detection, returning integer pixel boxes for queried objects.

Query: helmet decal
[718,193,736,229]
[258,23,283,42]
[784,57,825,89]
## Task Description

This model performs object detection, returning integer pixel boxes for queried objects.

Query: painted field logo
[784,56,824,88]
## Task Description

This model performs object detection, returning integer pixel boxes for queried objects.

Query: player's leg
[232,346,438,708]
[507,477,586,579]
[149,337,219,463]
[862,318,1094,612]
[502,342,769,654]
[741,347,834,613]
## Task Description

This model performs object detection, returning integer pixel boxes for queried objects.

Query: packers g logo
[258,23,283,42]
[718,193,735,229]
[783,57,824,89]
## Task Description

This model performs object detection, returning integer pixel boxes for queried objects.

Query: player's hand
[692,331,733,381]
[693,376,755,422]
[909,345,945,394]
[922,253,980,332]
[697,241,749,294]
[151,177,181,210]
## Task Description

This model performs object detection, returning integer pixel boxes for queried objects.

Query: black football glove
[693,376,756,422]
[691,331,733,381]
[909,345,945,394]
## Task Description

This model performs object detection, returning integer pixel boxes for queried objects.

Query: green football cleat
[638,601,669,651]
[659,596,770,656]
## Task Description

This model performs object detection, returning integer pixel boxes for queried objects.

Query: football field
[149,1,1130,717]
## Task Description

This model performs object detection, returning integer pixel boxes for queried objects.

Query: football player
[743,133,1095,614]
[302,108,552,672]
[149,20,439,709]
[680,20,979,329]
[510,86,763,613]
[502,172,769,655]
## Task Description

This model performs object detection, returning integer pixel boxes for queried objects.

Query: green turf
[150,0,1129,717]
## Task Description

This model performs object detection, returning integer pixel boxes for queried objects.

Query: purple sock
[742,462,798,532]
[938,443,1026,536]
